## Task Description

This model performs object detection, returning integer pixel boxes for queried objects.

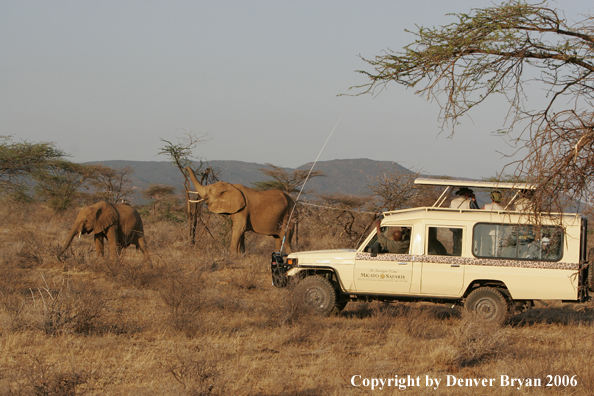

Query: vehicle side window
[473,223,563,261]
[365,226,411,254]
[427,227,462,256]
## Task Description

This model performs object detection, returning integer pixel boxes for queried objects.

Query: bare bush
[159,346,219,395]
[27,277,108,336]
[158,269,207,336]
[451,313,510,367]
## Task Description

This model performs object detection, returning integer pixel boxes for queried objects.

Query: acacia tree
[354,1,594,211]
[85,164,134,203]
[158,131,217,243]
[143,184,178,217]
[368,167,442,212]
[0,136,64,199]
[253,163,325,195]
[32,159,89,211]
[316,193,374,241]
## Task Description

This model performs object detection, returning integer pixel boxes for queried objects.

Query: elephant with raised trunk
[60,201,149,260]
[185,167,296,255]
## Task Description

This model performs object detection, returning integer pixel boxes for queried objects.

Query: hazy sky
[1,1,591,179]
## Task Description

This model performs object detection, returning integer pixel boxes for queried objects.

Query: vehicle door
[420,226,465,296]
[354,225,414,294]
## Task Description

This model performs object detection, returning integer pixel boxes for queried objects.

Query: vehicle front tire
[464,287,509,325]
[294,275,339,316]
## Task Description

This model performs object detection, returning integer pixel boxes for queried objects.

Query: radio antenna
[280,107,347,254]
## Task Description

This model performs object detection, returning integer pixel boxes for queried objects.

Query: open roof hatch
[413,177,535,209]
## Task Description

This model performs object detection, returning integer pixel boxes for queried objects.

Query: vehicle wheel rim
[475,297,498,319]
[305,288,326,308]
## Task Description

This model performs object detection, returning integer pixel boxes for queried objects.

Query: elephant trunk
[185,167,207,197]
[60,222,82,254]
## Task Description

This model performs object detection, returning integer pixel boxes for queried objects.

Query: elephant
[185,167,296,255]
[60,201,149,260]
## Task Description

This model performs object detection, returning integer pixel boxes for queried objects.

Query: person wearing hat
[449,187,478,255]
[483,191,504,211]
[450,187,480,209]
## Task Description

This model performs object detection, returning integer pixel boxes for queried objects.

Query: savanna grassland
[1,201,594,396]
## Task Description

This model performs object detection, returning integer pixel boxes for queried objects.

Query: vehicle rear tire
[294,275,339,316]
[464,287,509,325]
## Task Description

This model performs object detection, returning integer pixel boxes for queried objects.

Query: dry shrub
[159,346,219,394]
[227,255,267,290]
[99,256,162,289]
[430,343,461,369]
[0,262,30,332]
[27,277,108,336]
[13,353,89,396]
[158,269,207,336]
[265,285,316,327]
[450,313,509,367]
[403,308,439,339]
[144,221,186,251]
[403,305,460,340]
[282,320,329,346]
[57,244,95,270]
[368,302,409,333]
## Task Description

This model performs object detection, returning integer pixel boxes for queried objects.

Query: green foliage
[31,159,89,211]
[253,163,325,194]
[0,136,65,198]
[143,184,184,222]
[143,184,176,200]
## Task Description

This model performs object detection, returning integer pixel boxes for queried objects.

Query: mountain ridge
[87,158,412,202]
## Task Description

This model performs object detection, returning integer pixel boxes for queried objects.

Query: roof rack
[414,177,535,208]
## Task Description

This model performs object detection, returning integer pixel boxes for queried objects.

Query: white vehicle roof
[414,177,535,190]
[380,206,581,224]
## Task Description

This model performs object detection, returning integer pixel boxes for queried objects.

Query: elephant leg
[238,233,246,253]
[106,227,118,260]
[94,235,105,257]
[230,223,247,255]
[137,236,150,260]
[273,236,282,252]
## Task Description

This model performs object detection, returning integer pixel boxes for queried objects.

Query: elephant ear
[93,202,118,234]
[208,183,246,214]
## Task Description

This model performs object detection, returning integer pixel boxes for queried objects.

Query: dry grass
[1,200,594,395]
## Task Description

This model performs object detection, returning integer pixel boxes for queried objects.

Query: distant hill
[87,158,413,203]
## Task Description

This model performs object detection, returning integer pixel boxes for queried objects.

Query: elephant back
[115,204,145,245]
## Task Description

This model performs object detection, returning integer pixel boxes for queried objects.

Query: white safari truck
[270,178,591,324]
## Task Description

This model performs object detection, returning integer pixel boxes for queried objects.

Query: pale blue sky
[1,1,591,179]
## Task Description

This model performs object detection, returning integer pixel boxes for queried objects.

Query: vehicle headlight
[286,258,298,266]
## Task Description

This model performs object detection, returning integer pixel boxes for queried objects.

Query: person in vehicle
[514,189,534,211]
[450,187,480,209]
[427,228,448,255]
[483,190,504,210]
[375,221,409,254]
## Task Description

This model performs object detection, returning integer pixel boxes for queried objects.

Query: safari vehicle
[270,178,592,324]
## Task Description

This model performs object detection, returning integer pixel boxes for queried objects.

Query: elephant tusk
[78,231,82,239]
[188,198,205,203]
